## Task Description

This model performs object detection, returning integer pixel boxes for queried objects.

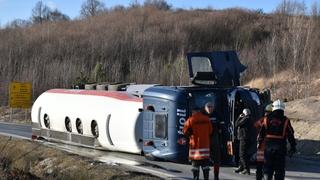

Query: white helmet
[243,108,251,116]
[272,99,285,111]
[265,104,273,112]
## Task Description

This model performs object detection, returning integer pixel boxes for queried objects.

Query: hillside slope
[1,4,320,104]
[285,96,320,157]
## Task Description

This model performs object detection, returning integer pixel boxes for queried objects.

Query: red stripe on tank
[46,89,142,102]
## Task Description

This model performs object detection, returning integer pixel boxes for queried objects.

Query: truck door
[186,51,247,86]
[228,89,237,142]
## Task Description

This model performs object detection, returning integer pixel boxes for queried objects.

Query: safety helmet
[272,99,285,111]
[243,108,251,116]
[205,102,214,108]
[265,104,273,112]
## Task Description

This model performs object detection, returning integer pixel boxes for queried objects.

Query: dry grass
[0,2,320,104]
[0,136,161,179]
[245,71,320,100]
[0,107,31,124]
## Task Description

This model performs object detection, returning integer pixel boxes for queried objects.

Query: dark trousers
[233,139,240,166]
[256,161,263,180]
[239,139,249,170]
[191,159,210,180]
[264,148,286,180]
[211,133,221,178]
[211,132,221,163]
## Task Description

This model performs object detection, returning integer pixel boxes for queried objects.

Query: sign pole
[25,109,27,122]
[10,108,12,122]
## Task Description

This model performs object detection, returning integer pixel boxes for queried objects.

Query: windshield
[190,91,216,110]
[191,57,213,75]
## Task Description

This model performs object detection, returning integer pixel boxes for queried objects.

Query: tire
[43,114,50,129]
[85,84,96,90]
[65,117,72,132]
[91,120,99,137]
[76,118,83,134]
[96,84,108,90]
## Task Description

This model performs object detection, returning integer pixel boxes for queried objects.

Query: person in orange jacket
[184,104,213,180]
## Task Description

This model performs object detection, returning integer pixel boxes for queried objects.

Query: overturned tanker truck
[31,51,271,163]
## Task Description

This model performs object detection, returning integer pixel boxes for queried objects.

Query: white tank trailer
[31,88,145,154]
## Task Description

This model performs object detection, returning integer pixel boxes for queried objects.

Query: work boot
[192,170,199,180]
[240,168,250,175]
[214,173,219,180]
[234,166,244,173]
[203,169,209,180]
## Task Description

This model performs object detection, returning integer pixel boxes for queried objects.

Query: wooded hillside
[1,1,320,105]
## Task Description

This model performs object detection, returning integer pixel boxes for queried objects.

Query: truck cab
[142,51,270,163]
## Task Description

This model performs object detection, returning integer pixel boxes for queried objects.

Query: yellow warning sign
[9,82,32,108]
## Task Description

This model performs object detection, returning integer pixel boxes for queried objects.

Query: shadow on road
[285,156,320,174]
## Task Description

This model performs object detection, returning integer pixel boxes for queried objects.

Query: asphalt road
[0,122,319,180]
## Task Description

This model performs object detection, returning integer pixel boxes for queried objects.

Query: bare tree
[80,0,105,17]
[275,0,306,15]
[48,9,70,22]
[129,0,140,8]
[8,19,31,28]
[31,1,50,24]
[144,0,171,10]
[31,1,69,23]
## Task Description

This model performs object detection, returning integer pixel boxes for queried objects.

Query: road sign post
[9,82,32,109]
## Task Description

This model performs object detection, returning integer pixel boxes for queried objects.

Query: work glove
[288,146,297,158]
[257,143,261,150]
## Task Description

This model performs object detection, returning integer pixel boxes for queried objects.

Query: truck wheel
[43,114,50,129]
[96,84,108,90]
[65,117,72,132]
[76,118,83,134]
[85,84,96,90]
[91,120,99,137]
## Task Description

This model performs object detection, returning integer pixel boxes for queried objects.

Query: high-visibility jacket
[255,117,266,162]
[263,117,290,140]
[183,112,213,160]
[258,115,296,150]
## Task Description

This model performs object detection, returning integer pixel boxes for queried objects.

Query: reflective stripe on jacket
[256,141,265,162]
[258,114,296,150]
[263,117,289,139]
[189,148,210,159]
[183,112,212,160]
[256,117,266,162]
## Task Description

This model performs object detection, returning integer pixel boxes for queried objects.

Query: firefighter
[183,105,213,180]
[258,99,296,180]
[254,104,273,180]
[234,108,251,175]
[203,102,221,180]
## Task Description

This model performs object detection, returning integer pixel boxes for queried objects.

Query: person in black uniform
[254,104,273,180]
[258,99,296,180]
[203,102,221,180]
[234,108,251,175]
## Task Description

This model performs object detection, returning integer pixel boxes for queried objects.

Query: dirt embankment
[0,136,161,180]
[285,96,320,157]
[246,73,320,158]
